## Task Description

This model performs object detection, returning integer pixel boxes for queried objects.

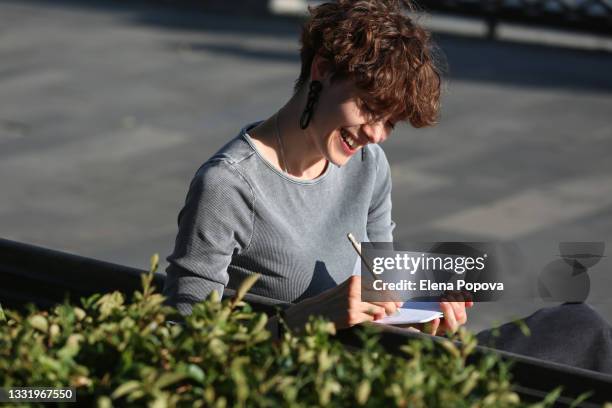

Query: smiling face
[306,78,396,167]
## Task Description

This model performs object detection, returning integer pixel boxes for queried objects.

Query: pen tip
[347,233,358,246]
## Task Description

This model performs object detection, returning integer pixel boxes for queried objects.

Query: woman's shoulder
[184,158,255,218]
[359,144,392,190]
[191,158,254,198]
[364,143,388,162]
[339,144,391,193]
[190,127,260,191]
[206,126,259,167]
[359,143,390,175]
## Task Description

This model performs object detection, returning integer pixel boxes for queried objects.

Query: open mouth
[340,128,359,152]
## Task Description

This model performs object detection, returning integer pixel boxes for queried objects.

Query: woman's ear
[310,53,333,84]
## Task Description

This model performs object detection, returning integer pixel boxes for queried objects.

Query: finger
[343,309,376,328]
[440,301,458,335]
[346,275,362,297]
[448,291,461,303]
[358,312,376,323]
[361,303,387,320]
[371,301,399,316]
[359,302,385,315]
[452,290,469,304]
[446,293,465,323]
[424,318,440,335]
[461,290,474,308]
[457,293,470,322]
[449,298,467,325]
[396,324,421,332]
[412,323,424,332]
[431,318,441,335]
[372,302,398,315]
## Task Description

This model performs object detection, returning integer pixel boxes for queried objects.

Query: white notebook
[373,301,443,325]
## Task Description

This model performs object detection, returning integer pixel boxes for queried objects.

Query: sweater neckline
[241,121,333,185]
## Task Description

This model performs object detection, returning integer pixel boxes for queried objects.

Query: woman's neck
[251,90,329,180]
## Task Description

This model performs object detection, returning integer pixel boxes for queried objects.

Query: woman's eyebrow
[358,98,396,127]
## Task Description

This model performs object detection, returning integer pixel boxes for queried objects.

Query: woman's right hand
[282,275,402,332]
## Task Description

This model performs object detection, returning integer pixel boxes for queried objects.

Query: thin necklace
[274,111,289,174]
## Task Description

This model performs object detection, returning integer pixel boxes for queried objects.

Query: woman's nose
[361,121,388,144]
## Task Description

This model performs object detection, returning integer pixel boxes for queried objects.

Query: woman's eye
[360,102,376,117]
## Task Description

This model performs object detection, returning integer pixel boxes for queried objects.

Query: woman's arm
[163,160,255,316]
[365,145,395,243]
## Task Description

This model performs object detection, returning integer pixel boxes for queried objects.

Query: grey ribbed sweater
[162,121,395,315]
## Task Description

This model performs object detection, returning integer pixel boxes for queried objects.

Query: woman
[163,0,470,337]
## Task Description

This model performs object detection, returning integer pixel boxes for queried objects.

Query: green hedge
[0,259,562,407]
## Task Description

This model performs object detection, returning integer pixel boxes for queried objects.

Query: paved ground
[1,0,611,332]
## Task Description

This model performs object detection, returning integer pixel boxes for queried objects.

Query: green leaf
[39,355,62,372]
[438,338,460,359]
[251,313,268,334]
[232,274,260,306]
[111,380,141,399]
[512,317,531,337]
[150,394,168,408]
[73,307,86,321]
[150,253,159,274]
[96,396,112,408]
[95,292,125,319]
[58,334,83,360]
[569,390,592,408]
[356,379,371,405]
[208,289,220,303]
[28,315,48,333]
[155,372,187,389]
[49,323,60,339]
[187,364,205,383]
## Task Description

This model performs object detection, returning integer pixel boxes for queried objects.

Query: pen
[347,233,403,312]
[346,233,376,280]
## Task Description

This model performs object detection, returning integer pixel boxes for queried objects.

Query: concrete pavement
[1,0,611,331]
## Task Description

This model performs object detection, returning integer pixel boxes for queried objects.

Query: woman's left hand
[402,292,474,336]
[435,294,473,335]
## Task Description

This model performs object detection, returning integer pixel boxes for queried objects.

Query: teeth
[341,129,357,149]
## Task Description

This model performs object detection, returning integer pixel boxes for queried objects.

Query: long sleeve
[366,146,396,242]
[163,159,255,316]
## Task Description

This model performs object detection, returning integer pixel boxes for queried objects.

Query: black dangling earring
[300,80,322,129]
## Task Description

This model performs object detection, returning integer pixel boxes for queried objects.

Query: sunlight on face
[309,78,396,166]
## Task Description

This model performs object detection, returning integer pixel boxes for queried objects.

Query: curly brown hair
[295,0,442,128]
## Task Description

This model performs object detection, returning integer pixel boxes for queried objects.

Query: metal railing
[298,0,612,36]
[420,0,612,36]
[1,237,611,406]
